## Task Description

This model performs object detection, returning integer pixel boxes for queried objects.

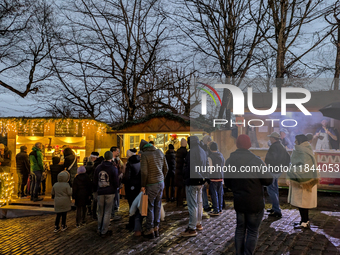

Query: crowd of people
[0,129,321,255]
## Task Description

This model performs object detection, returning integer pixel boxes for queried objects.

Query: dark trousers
[55,212,67,227]
[39,179,46,194]
[176,186,185,206]
[17,172,28,197]
[299,208,309,222]
[30,171,42,199]
[235,210,264,255]
[165,173,175,201]
[126,187,140,228]
[76,205,87,225]
[92,192,98,219]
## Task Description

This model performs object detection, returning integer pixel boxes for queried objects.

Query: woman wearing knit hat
[225,134,273,255]
[72,166,92,227]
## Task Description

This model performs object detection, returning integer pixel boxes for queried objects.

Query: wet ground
[0,191,339,255]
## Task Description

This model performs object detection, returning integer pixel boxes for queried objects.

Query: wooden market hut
[110,112,209,159]
[0,117,116,195]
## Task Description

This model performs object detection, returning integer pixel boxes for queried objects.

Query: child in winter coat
[52,171,72,233]
[72,166,92,227]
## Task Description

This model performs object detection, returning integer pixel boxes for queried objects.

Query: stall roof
[242,90,340,112]
[110,111,210,133]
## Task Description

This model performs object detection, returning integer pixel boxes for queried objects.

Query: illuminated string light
[0,173,15,207]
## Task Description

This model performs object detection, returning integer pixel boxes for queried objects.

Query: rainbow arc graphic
[197,82,222,115]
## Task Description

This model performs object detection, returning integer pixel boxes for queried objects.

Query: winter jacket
[29,146,44,172]
[93,160,119,196]
[208,151,225,180]
[165,149,176,176]
[85,161,95,181]
[0,146,12,167]
[265,140,290,177]
[16,151,30,175]
[124,155,141,190]
[183,136,208,186]
[140,139,168,187]
[287,141,318,208]
[63,148,78,184]
[72,173,92,206]
[51,171,72,213]
[224,149,273,214]
[175,146,187,187]
[287,141,318,183]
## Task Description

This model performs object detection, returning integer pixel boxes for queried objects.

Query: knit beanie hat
[126,149,136,158]
[181,138,187,147]
[209,142,218,151]
[236,134,251,150]
[104,151,113,160]
[77,166,86,174]
[169,144,174,150]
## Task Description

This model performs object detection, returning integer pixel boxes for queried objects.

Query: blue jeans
[134,211,143,232]
[235,210,264,255]
[186,185,203,230]
[209,181,223,212]
[202,185,209,209]
[111,188,120,217]
[267,178,281,213]
[146,181,164,230]
[97,194,115,235]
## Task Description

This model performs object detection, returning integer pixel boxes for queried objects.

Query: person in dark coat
[72,166,92,227]
[165,144,176,202]
[50,157,64,187]
[16,146,30,198]
[123,148,141,231]
[91,154,104,219]
[225,134,273,255]
[63,148,78,186]
[175,138,188,207]
[181,136,207,237]
[265,132,291,218]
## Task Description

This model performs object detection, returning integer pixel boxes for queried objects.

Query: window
[129,135,140,149]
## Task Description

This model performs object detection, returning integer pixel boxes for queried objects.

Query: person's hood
[57,171,69,182]
[32,146,41,152]
[64,153,75,160]
[189,136,200,147]
[128,154,140,164]
[139,139,149,151]
[140,139,154,151]
[294,141,314,158]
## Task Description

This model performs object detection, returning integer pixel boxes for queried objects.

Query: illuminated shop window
[129,135,140,149]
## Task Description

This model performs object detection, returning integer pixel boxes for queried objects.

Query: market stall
[111,112,207,159]
[0,117,116,198]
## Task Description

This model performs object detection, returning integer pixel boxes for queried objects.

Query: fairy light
[0,173,15,207]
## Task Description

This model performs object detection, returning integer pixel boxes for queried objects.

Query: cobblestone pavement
[1,192,340,255]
